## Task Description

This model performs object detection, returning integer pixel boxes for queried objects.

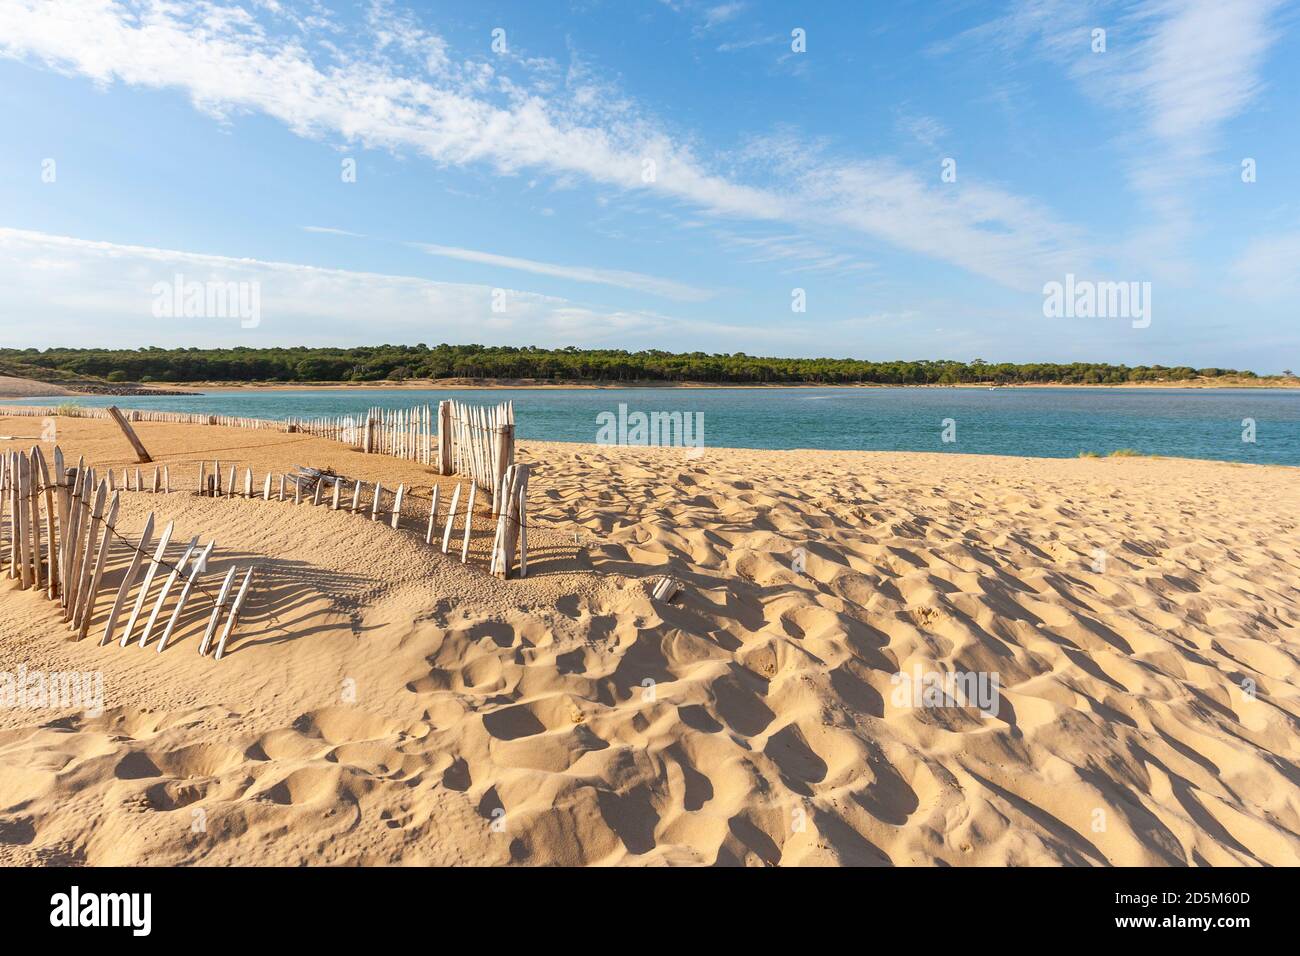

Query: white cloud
[0,0,1095,291]
[896,113,948,149]
[413,243,716,301]
[1123,1,1279,153]
[715,34,782,53]
[932,0,1282,283]
[1229,229,1300,303]
[301,225,365,237]
[717,232,873,276]
[702,3,744,29]
[944,0,1281,200]
[0,226,698,347]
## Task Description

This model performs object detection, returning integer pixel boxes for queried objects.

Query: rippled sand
[2,417,1298,865]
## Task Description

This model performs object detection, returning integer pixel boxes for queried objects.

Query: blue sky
[0,0,1297,371]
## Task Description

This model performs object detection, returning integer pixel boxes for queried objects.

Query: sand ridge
[1,417,1298,865]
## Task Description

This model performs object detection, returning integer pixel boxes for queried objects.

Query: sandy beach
[2,416,1298,866]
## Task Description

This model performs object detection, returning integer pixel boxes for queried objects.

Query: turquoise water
[10,387,1299,465]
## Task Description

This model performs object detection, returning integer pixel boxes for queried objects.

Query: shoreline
[63,380,1300,395]
[187,377,1300,392]
[4,377,1297,399]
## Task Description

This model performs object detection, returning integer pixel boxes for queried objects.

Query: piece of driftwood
[105,405,153,463]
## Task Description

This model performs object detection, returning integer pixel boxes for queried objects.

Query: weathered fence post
[437,400,453,474]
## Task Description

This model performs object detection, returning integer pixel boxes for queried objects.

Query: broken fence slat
[425,485,439,545]
[77,491,120,641]
[460,482,476,563]
[121,520,175,647]
[199,565,238,656]
[157,539,215,653]
[214,567,255,661]
[140,534,198,648]
[441,484,461,554]
[101,512,155,646]
[69,475,107,625]
[391,484,404,529]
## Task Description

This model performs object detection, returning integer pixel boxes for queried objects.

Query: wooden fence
[1,445,254,659]
[190,459,530,578]
[0,405,283,429]
[1,400,517,501]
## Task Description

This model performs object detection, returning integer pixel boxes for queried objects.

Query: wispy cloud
[301,225,366,237]
[938,1,1282,215]
[0,0,1091,291]
[895,113,948,150]
[717,232,873,277]
[1118,0,1281,195]
[4,225,820,351]
[715,34,783,53]
[414,242,716,301]
[702,3,745,29]
[0,226,700,347]
[1230,229,1300,304]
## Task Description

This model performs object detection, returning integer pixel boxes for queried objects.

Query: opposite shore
[4,375,1298,399]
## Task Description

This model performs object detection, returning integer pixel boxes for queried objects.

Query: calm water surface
[11,387,1299,466]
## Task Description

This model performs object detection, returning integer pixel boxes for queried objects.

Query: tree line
[1,346,1267,386]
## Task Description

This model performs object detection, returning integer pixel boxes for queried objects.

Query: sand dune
[0,377,73,399]
[2,417,1298,865]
